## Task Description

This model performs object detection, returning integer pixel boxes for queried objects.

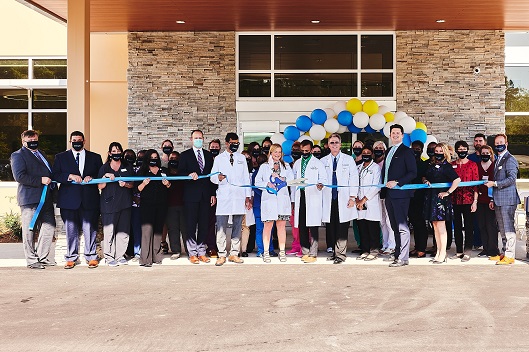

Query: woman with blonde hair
[254,143,294,263]
[422,143,460,264]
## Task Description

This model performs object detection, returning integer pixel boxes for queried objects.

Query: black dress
[423,161,459,221]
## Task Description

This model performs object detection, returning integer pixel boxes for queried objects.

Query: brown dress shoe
[64,261,76,269]
[207,249,218,258]
[189,256,200,264]
[198,255,210,263]
[88,260,99,269]
[228,255,244,264]
[215,256,226,266]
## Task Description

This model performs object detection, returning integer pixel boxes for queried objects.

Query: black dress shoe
[241,252,249,257]
[389,259,408,267]
[269,251,278,257]
[326,255,336,261]
[333,258,344,264]
[27,262,45,269]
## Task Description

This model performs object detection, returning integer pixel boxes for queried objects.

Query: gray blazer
[10,147,52,207]
[492,151,520,207]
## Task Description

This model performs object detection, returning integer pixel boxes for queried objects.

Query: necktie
[230,153,234,166]
[301,157,308,178]
[384,147,397,184]
[75,152,80,165]
[197,150,204,173]
[332,157,338,200]
[33,152,51,172]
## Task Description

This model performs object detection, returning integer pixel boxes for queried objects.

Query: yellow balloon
[421,155,429,161]
[325,132,332,138]
[363,100,379,116]
[416,122,428,133]
[384,112,395,122]
[346,98,363,114]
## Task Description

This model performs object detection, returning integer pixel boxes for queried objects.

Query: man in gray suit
[10,130,56,269]
[485,133,520,265]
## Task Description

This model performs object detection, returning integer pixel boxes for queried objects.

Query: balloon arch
[270,98,438,163]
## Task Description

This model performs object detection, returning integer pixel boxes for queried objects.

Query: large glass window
[237,33,394,98]
[0,59,28,79]
[0,89,28,109]
[33,59,67,79]
[32,89,67,109]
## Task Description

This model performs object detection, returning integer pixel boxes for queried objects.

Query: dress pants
[298,190,319,257]
[326,199,349,260]
[20,200,55,265]
[166,205,187,254]
[185,199,210,257]
[476,203,499,256]
[61,207,99,262]
[385,196,411,262]
[102,208,131,262]
[408,195,428,252]
[140,204,167,265]
[216,214,243,257]
[453,204,474,254]
[495,205,517,258]
[206,204,218,252]
[358,219,381,254]
[380,199,395,250]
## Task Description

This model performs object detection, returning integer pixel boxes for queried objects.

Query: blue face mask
[495,144,506,153]
[193,138,203,149]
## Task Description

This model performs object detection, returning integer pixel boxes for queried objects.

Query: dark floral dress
[423,161,459,221]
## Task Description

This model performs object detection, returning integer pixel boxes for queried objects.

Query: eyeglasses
[329,142,340,145]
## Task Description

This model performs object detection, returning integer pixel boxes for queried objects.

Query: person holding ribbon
[10,130,56,269]
[136,149,171,267]
[254,143,294,263]
[52,131,103,269]
[97,142,134,267]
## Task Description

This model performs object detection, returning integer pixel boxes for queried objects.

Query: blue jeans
[254,210,274,255]
[130,207,142,256]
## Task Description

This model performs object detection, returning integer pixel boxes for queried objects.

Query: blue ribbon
[222,174,278,194]
[29,183,51,231]
[298,180,486,190]
[70,172,220,184]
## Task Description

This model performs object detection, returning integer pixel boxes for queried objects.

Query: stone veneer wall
[396,30,505,144]
[128,32,236,151]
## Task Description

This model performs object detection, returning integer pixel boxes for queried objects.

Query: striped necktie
[197,150,204,173]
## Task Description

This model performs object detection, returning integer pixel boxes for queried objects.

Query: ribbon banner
[288,179,486,190]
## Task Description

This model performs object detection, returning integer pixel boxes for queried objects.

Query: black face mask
[162,146,173,155]
[413,150,422,158]
[251,150,261,158]
[427,148,435,157]
[374,149,384,158]
[291,151,301,160]
[149,158,160,167]
[125,156,136,165]
[168,160,179,169]
[26,141,39,150]
[229,143,240,153]
[353,148,363,157]
[312,152,322,159]
[361,155,372,163]
[434,153,444,161]
[481,155,491,162]
[301,153,311,160]
[262,147,270,155]
[72,141,83,151]
[136,159,143,167]
[210,149,219,157]
[110,153,122,161]
[495,144,506,153]
[457,151,468,159]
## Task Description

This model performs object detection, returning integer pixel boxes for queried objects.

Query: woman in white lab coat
[254,144,294,263]
[356,146,382,261]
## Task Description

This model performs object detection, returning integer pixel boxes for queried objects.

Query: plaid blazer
[492,151,520,206]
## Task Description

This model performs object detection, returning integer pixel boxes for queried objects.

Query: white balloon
[324,108,336,119]
[297,135,313,143]
[323,118,340,133]
[394,111,408,122]
[332,101,347,115]
[383,122,393,138]
[369,113,386,131]
[353,111,369,128]
[378,105,391,115]
[309,125,326,141]
[425,134,438,146]
[337,124,348,133]
[400,116,416,134]
[270,132,286,145]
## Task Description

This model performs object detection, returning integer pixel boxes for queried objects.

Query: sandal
[279,250,287,262]
[263,251,271,263]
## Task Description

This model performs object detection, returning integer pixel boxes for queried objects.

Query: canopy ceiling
[20,0,529,31]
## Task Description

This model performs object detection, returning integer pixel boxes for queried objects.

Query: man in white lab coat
[211,132,252,266]
[321,133,358,264]
[292,140,328,263]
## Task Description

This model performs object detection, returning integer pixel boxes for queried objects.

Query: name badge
[482,176,488,181]
[121,168,127,172]
[237,160,244,165]
[435,165,440,169]
[161,173,166,177]
[452,165,457,168]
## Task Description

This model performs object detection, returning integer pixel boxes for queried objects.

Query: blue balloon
[402,133,411,147]
[282,140,294,155]
[347,124,362,133]
[410,129,428,144]
[295,115,312,132]
[283,155,293,163]
[337,111,353,126]
[283,126,301,141]
[364,125,376,134]
[311,109,327,125]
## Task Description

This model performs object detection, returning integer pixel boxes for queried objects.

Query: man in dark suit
[10,130,56,269]
[381,124,417,267]
[178,129,216,264]
[52,131,103,269]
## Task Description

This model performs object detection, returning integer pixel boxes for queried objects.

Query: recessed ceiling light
[176,20,186,24]
[311,20,320,24]
[436,19,445,23]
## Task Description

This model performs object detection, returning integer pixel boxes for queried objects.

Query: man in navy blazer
[52,131,103,269]
[381,124,417,267]
[10,130,56,269]
[178,129,216,264]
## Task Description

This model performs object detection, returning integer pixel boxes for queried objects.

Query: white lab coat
[357,161,382,221]
[321,152,359,223]
[254,159,294,221]
[291,156,328,227]
[210,151,251,215]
